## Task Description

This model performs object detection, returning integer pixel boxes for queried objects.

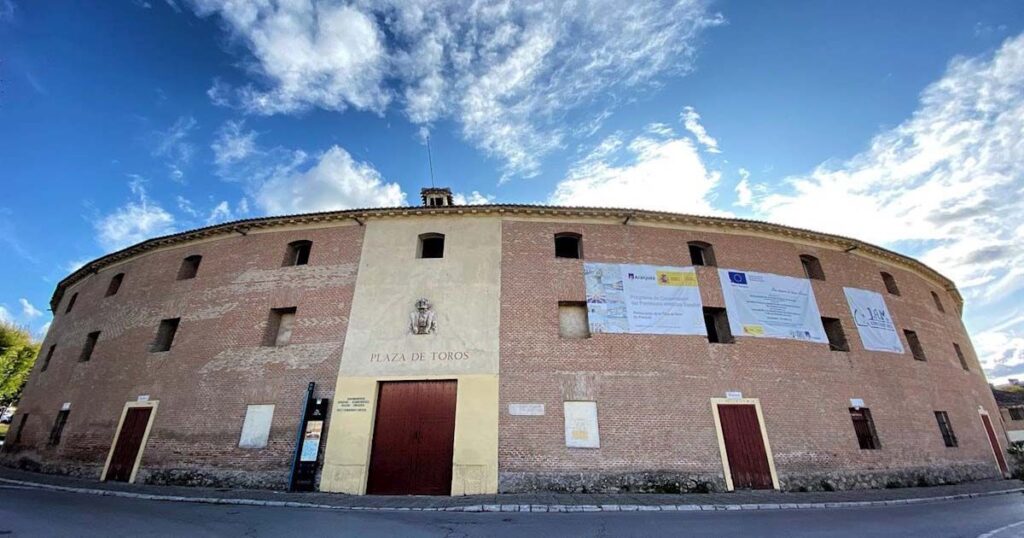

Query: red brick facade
[2,206,1007,493]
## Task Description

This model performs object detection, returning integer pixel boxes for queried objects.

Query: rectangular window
[105,273,124,297]
[41,345,56,372]
[1010,408,1024,421]
[563,401,600,448]
[80,331,100,362]
[48,410,69,446]
[65,293,78,314]
[13,413,28,445]
[239,404,275,449]
[703,307,734,344]
[822,317,849,352]
[904,330,926,361]
[418,234,445,259]
[934,411,958,447]
[284,241,312,266]
[953,343,969,371]
[554,233,582,259]
[558,301,590,339]
[849,407,880,450]
[264,307,297,346]
[881,272,901,296]
[151,318,180,352]
[800,255,826,280]
[688,242,716,266]
[177,255,202,280]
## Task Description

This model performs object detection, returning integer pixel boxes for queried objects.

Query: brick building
[2,189,1009,494]
[992,389,1024,443]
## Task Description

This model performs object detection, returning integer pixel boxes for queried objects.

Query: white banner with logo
[843,287,904,353]
[584,262,705,335]
[718,268,828,343]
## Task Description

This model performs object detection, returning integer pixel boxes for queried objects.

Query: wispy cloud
[191,0,723,179]
[19,298,41,319]
[152,116,197,181]
[95,179,176,251]
[0,0,15,23]
[681,106,720,153]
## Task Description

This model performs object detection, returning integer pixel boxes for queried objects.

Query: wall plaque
[509,403,545,416]
[725,391,743,400]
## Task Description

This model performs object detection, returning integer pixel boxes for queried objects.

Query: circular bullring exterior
[3,192,1010,495]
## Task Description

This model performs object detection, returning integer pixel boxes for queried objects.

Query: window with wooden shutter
[849,407,880,450]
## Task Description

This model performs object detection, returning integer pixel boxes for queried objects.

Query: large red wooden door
[718,404,774,490]
[105,407,153,482]
[981,413,1009,476]
[367,381,457,495]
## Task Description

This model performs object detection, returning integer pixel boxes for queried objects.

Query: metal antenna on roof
[426,133,436,188]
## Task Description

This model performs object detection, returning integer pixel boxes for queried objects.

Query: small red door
[105,407,153,482]
[718,404,774,490]
[367,381,457,495]
[981,413,1009,476]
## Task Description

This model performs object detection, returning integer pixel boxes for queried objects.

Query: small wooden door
[367,381,457,495]
[981,413,1009,476]
[718,404,774,490]
[105,407,153,482]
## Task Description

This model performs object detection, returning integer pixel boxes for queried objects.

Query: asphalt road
[2,485,1024,537]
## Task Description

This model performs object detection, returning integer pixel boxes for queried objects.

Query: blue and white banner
[718,269,828,343]
[584,262,706,335]
[843,287,904,353]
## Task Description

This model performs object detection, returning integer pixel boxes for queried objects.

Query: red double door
[718,404,774,490]
[367,381,458,495]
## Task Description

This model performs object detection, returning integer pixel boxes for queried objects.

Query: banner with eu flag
[718,268,828,343]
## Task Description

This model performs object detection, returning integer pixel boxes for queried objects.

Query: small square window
[904,329,926,361]
[177,255,202,280]
[284,240,312,266]
[688,242,716,266]
[418,233,445,259]
[264,307,297,346]
[703,307,733,344]
[554,233,582,259]
[558,302,590,339]
[800,255,826,280]
[151,318,180,352]
[822,317,849,352]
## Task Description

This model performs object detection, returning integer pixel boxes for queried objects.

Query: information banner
[584,262,705,335]
[843,287,904,353]
[718,269,828,343]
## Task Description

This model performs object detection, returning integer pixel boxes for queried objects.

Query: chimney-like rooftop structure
[421,187,454,207]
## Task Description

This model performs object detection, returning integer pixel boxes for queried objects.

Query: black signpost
[288,382,330,492]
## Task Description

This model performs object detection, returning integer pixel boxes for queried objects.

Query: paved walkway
[1,467,1020,512]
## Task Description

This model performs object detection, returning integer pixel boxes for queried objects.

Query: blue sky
[2,0,1023,381]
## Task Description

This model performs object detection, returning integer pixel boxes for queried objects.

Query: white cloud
[734,168,752,207]
[212,120,257,166]
[152,116,197,181]
[95,180,176,252]
[206,201,234,225]
[176,195,199,218]
[549,125,725,215]
[19,298,41,319]
[0,305,11,324]
[256,146,407,214]
[192,0,723,178]
[36,320,51,338]
[681,105,720,153]
[64,258,90,273]
[452,191,494,205]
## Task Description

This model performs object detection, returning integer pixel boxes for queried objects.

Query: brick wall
[499,219,1002,492]
[6,224,363,488]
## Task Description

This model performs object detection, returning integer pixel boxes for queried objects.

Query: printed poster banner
[584,262,706,335]
[843,287,904,353]
[718,268,828,343]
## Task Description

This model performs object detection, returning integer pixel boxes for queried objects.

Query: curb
[2,477,1021,513]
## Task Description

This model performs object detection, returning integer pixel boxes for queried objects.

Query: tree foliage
[0,322,39,409]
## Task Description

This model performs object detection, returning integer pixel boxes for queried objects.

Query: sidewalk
[1,466,1020,513]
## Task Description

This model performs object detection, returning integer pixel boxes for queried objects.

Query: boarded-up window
[904,329,926,361]
[418,233,445,259]
[41,345,56,372]
[558,302,590,339]
[849,407,880,450]
[881,272,900,296]
[953,343,969,371]
[80,331,100,362]
[177,255,201,280]
[688,241,716,266]
[800,255,826,280]
[554,233,582,259]
[821,317,849,352]
[934,411,958,447]
[49,409,69,446]
[239,404,275,449]
[563,401,599,448]
[151,318,180,352]
[105,273,125,297]
[264,307,297,346]
[703,307,733,343]
[283,240,312,266]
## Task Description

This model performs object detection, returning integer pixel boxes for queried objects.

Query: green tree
[0,321,39,414]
